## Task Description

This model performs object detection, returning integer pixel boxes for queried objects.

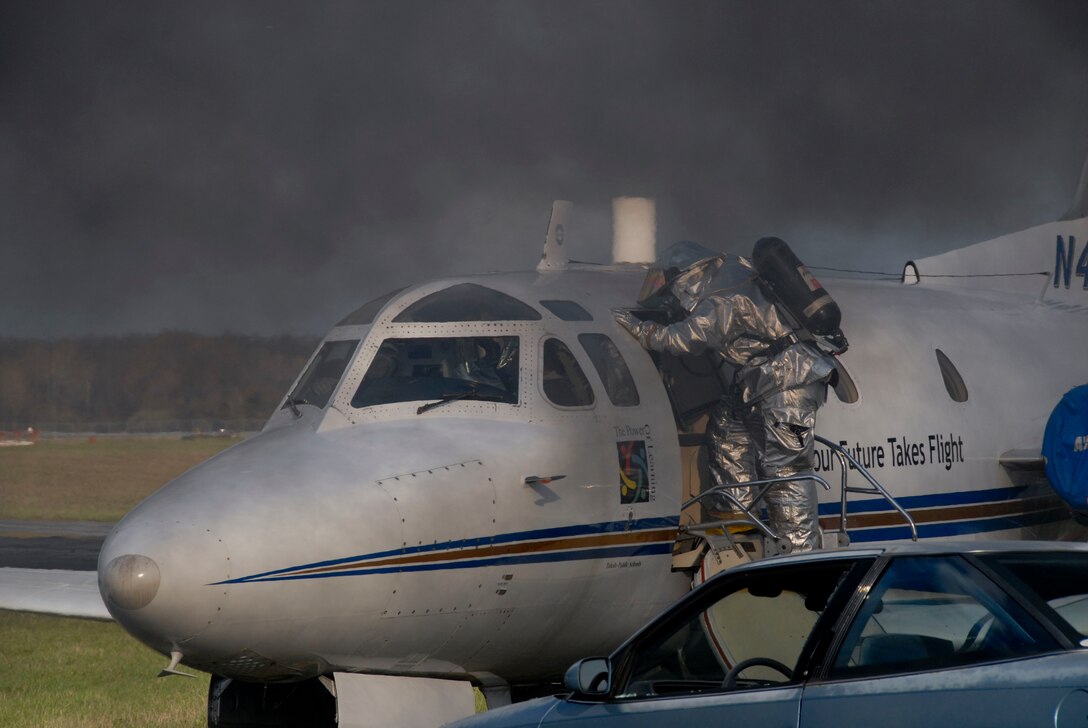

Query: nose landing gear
[208,675,335,728]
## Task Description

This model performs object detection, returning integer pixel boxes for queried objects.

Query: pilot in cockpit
[446,338,504,390]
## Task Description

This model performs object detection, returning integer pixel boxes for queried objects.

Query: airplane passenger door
[629,310,732,519]
[650,349,730,425]
[632,307,732,429]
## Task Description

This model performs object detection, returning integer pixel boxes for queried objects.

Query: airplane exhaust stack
[611,197,656,264]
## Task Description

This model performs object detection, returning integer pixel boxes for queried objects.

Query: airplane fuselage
[97,218,1088,690]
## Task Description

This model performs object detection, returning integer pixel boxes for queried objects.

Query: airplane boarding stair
[674,436,918,580]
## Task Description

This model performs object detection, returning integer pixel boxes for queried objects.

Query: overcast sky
[2,1,1087,337]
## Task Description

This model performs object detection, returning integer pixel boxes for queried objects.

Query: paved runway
[0,520,111,571]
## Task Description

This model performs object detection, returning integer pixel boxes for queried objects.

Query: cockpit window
[540,300,593,321]
[393,283,542,322]
[542,338,594,408]
[579,333,639,406]
[351,337,519,409]
[283,339,359,411]
[337,288,405,326]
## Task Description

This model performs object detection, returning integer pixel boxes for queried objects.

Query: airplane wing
[0,568,111,620]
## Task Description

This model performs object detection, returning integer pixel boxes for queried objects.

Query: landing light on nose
[100,554,161,610]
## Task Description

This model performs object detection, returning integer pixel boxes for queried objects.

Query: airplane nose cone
[100,554,161,611]
[98,515,231,654]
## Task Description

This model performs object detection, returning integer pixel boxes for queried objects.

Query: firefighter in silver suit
[614,241,837,551]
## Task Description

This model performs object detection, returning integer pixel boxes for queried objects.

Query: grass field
[0,610,487,725]
[0,610,207,728]
[1,438,221,725]
[0,437,237,522]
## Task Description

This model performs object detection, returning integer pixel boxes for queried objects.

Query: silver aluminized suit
[616,250,835,551]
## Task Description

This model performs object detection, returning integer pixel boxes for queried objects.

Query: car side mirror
[563,657,611,695]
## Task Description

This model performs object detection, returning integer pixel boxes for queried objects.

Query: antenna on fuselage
[538,200,573,271]
[537,197,657,270]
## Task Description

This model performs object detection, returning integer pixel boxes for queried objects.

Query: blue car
[449,542,1088,727]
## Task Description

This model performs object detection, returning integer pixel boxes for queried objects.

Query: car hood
[444,695,560,727]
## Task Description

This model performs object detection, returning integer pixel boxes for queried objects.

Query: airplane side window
[337,288,406,326]
[578,333,640,406]
[283,339,360,410]
[935,349,968,403]
[540,300,593,321]
[351,336,519,409]
[393,283,542,322]
[542,338,595,408]
[831,359,859,404]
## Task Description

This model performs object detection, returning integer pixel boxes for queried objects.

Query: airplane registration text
[1055,235,1088,289]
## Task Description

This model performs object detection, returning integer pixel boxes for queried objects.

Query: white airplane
[3,155,1088,727]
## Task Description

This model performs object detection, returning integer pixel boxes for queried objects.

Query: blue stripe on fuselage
[219,488,1064,586]
[221,542,674,583]
[222,516,680,583]
[817,485,1036,516]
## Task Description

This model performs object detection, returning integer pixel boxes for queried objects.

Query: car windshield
[351,337,519,409]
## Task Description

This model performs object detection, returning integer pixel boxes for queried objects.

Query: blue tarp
[1043,384,1088,511]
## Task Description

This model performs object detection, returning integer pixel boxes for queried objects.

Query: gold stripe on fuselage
[288,527,681,577]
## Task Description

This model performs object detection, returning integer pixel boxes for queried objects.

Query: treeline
[0,333,318,431]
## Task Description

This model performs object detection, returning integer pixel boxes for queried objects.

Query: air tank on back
[751,236,842,337]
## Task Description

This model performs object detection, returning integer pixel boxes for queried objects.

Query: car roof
[872,539,1088,555]
[727,539,1088,575]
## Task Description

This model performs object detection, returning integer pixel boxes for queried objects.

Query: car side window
[975,551,1088,644]
[615,561,859,700]
[830,556,1057,680]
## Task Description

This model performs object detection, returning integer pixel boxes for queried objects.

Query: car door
[542,557,870,727]
[800,554,1074,728]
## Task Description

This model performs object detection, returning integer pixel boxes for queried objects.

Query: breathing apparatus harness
[750,236,849,357]
[728,237,849,410]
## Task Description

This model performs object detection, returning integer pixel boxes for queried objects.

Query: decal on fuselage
[812,432,967,473]
[616,424,656,503]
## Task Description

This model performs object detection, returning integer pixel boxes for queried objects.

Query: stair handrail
[814,435,918,541]
[681,474,832,545]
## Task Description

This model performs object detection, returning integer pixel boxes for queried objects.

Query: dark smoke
[2,0,1086,337]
